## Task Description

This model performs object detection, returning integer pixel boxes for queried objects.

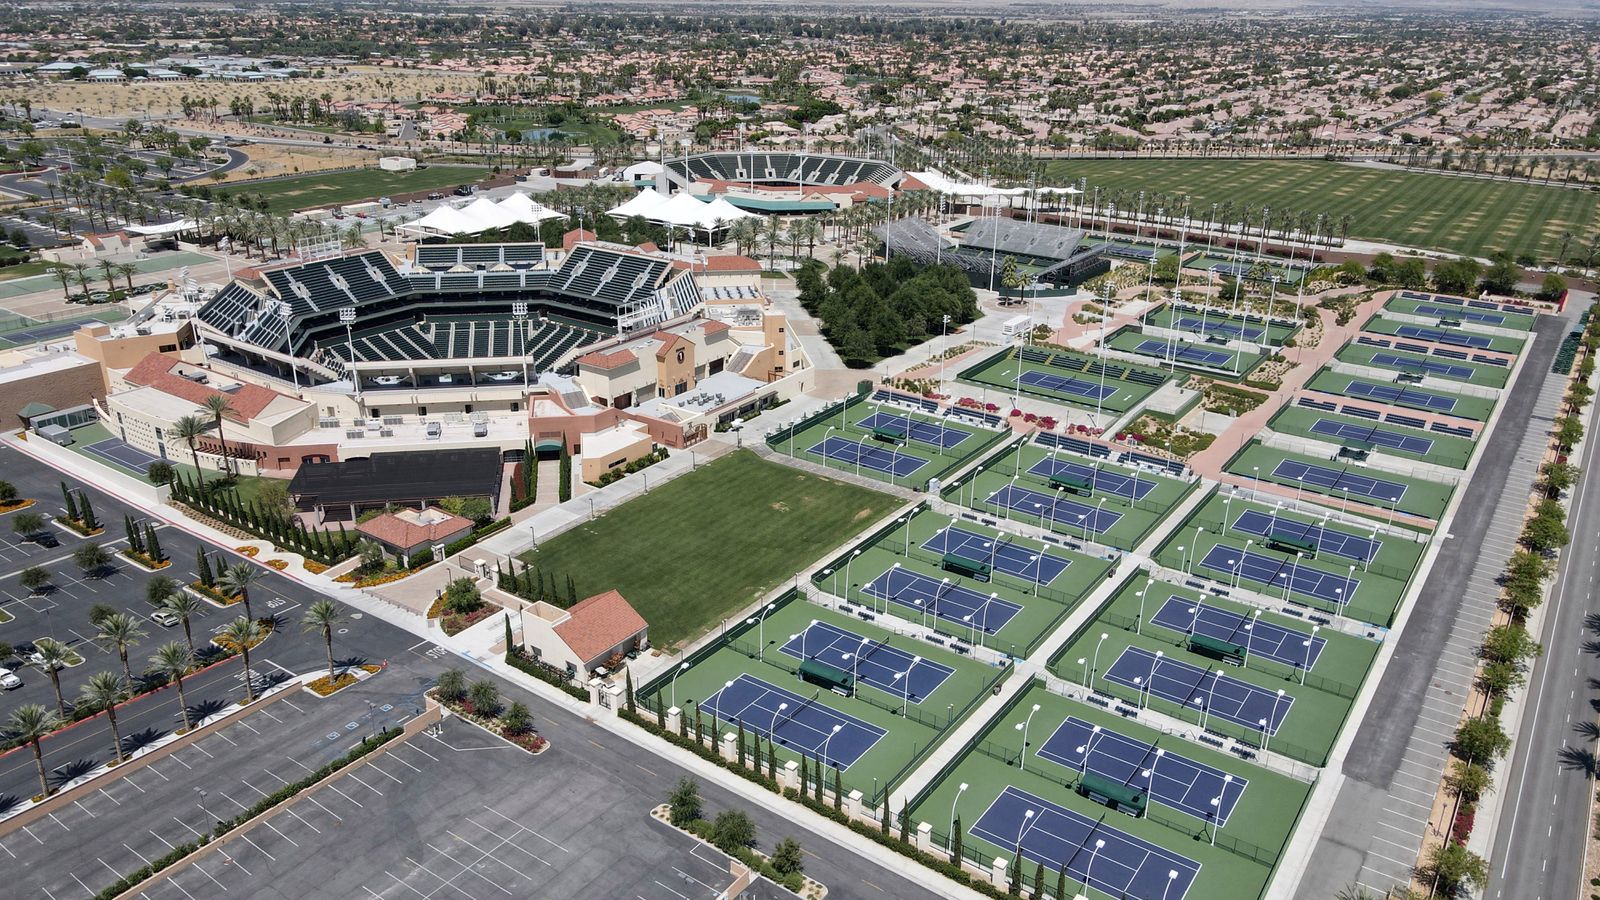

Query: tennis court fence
[983,458,1180,516]
[1130,614,1364,699]
[899,546,1079,608]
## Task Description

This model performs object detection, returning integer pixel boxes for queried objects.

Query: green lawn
[520,450,898,648]
[239,165,492,213]
[913,681,1314,900]
[1040,158,1600,260]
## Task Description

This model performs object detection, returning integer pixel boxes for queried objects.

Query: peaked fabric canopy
[608,189,760,231]
[399,192,567,237]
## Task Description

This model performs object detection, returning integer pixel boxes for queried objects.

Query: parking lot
[131,717,785,900]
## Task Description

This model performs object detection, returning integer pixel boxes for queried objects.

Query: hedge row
[442,516,512,558]
[505,647,590,701]
[682,818,805,893]
[170,473,353,564]
[93,728,401,899]
[617,710,1012,900]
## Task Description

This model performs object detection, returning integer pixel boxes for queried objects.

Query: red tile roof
[578,348,637,370]
[562,228,596,250]
[554,590,647,665]
[654,332,686,360]
[355,510,473,549]
[699,254,761,273]
[702,320,731,335]
[123,353,283,422]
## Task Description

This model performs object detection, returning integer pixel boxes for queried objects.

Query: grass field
[913,681,1313,900]
[1041,158,1600,260]
[1226,441,1454,525]
[815,506,1114,658]
[518,450,898,648]
[1335,343,1510,390]
[958,346,1169,415]
[245,165,492,213]
[1304,369,1497,422]
[1152,488,1424,625]
[638,596,1003,803]
[769,397,1007,489]
[942,439,1196,550]
[1268,405,1479,469]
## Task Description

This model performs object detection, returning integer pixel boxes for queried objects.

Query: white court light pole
[1014,703,1041,771]
[769,702,788,737]
[1092,632,1110,684]
[950,782,969,851]
[1300,624,1321,685]
[339,306,360,401]
[670,661,689,709]
[1242,609,1260,669]
[821,724,843,769]
[1136,576,1154,635]
[1087,838,1106,894]
[512,300,529,390]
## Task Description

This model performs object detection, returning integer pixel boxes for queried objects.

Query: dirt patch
[771,501,791,513]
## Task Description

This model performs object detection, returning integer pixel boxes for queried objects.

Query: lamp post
[278,301,298,390]
[902,657,921,714]
[821,724,843,769]
[1014,702,1041,771]
[1091,632,1109,684]
[950,781,968,852]
[1076,657,1088,689]
[769,702,788,738]
[670,661,689,709]
[845,549,861,602]
[340,306,360,400]
[1300,624,1320,685]
[1136,576,1154,635]
[1242,609,1260,669]
[512,300,529,390]
[1087,838,1106,894]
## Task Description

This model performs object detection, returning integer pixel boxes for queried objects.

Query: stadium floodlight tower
[339,306,359,399]
[512,301,529,390]
[277,301,298,390]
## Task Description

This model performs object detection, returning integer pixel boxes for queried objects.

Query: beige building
[0,348,106,432]
[516,589,649,679]
[578,421,654,483]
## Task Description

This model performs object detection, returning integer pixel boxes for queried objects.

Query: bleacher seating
[665,152,901,188]
[1340,405,1380,420]
[1471,354,1507,367]
[1431,421,1476,438]
[1296,397,1339,412]
[1384,413,1428,429]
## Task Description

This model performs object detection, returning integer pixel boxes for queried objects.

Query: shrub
[669,777,702,826]
[443,577,484,615]
[466,679,500,716]
[710,809,756,854]
[434,668,466,703]
[500,700,533,736]
[146,461,175,485]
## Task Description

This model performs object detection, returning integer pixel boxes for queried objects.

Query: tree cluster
[795,257,979,368]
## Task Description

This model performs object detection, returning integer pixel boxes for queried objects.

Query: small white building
[379,156,417,173]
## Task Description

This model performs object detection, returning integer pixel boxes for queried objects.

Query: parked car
[0,668,21,690]
[151,610,181,628]
[27,651,63,671]
[426,192,444,201]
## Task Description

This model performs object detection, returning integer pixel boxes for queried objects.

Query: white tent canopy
[398,191,566,237]
[608,190,759,232]
[910,168,1081,200]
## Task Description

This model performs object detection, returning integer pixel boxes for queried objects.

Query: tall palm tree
[200,395,237,475]
[8,704,61,799]
[79,672,130,762]
[219,617,262,702]
[302,599,343,680]
[162,591,205,650]
[218,562,263,621]
[94,612,148,683]
[172,415,210,486]
[33,637,72,712]
[150,642,195,731]
[115,261,137,292]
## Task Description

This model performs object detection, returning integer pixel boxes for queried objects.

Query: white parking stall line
[167,754,193,770]
[74,799,98,819]
[123,843,152,865]
[262,820,300,848]
[325,783,365,808]
[217,848,251,878]
[48,812,71,832]
[238,833,276,862]
[164,873,200,900]
[0,839,14,859]
[190,743,214,759]
[481,805,569,852]
[236,721,260,735]
[345,772,384,795]
[189,860,229,892]
[386,752,422,774]
[173,816,204,839]
[240,780,270,797]
[144,765,171,782]
[365,760,403,784]
[221,793,251,811]
[21,824,45,845]
[303,793,345,822]
[99,857,125,880]
[212,731,238,747]
[256,709,283,724]
[400,742,438,763]
[69,871,97,897]
[279,699,305,713]
[457,825,550,868]
[148,830,177,850]
[283,808,322,834]
[385,872,429,898]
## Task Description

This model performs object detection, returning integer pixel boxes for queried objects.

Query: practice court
[1018,369,1118,401]
[1176,315,1264,341]
[984,484,1125,534]
[1369,352,1475,380]
[1104,646,1295,734]
[971,786,1201,900]
[856,411,973,450]
[778,621,954,702]
[1038,716,1250,825]
[1309,418,1433,455]
[861,565,1025,634]
[807,435,928,477]
[922,526,1071,586]
[699,674,885,770]
[1342,379,1458,413]
[1136,338,1233,368]
[1026,456,1158,500]
[1149,596,1327,670]
[1271,459,1408,504]
[1200,544,1361,606]
[1394,324,1494,350]
[1229,508,1382,563]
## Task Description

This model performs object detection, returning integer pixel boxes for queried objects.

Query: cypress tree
[951,815,963,864]
[566,574,577,607]
[337,522,350,555]
[503,613,514,653]
[78,492,97,530]
[145,524,163,563]
[125,515,143,554]
[736,721,747,767]
[655,692,666,727]
[880,798,891,835]
[1033,861,1044,898]
[1054,866,1066,900]
[547,573,559,606]
[813,755,823,803]
[750,728,762,773]
[898,803,909,843]
[61,482,77,521]
[677,707,688,738]
[196,547,213,585]
[798,755,809,795]
[832,766,843,811]
[693,706,703,745]
[766,737,777,780]
[625,670,636,714]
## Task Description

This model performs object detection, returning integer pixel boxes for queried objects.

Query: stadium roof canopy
[607,190,758,231]
[908,168,1082,201]
[399,192,565,238]
[288,448,503,507]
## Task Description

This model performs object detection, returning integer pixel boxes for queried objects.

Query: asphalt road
[1485,339,1600,900]
[0,445,935,899]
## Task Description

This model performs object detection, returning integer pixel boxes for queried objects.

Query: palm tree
[8,704,61,799]
[97,259,118,293]
[34,637,72,712]
[172,415,209,486]
[218,561,263,621]
[200,395,237,475]
[302,599,343,680]
[150,642,195,731]
[219,617,262,702]
[94,612,148,683]
[80,672,130,762]
[114,262,137,293]
[162,591,205,650]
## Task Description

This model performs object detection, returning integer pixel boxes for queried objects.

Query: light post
[845,549,861,602]
[950,782,969,851]
[1136,576,1154,635]
[1091,498,1107,542]
[1242,609,1260,669]
[1014,702,1041,771]
[512,300,529,390]
[670,661,689,709]
[769,702,788,738]
[278,301,298,390]
[1187,525,1205,575]
[1251,465,1261,501]
[1283,552,1303,604]
[194,787,210,830]
[902,657,921,714]
[1209,774,1234,847]
[1087,838,1106,894]
[1164,869,1180,900]
[1260,717,1271,753]
[1076,657,1088,689]
[1230,539,1254,592]
[1192,696,1208,730]
[1075,724,1103,771]
[821,724,843,769]
[748,602,776,659]
[1141,651,1163,708]
[1300,624,1320,685]
[1091,632,1109,684]
[339,306,360,401]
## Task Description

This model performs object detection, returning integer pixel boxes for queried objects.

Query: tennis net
[772,688,821,735]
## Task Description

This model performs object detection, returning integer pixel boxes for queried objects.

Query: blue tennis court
[1230,508,1381,563]
[1135,338,1233,368]
[971,786,1201,900]
[1176,315,1264,340]
[1416,304,1504,325]
[857,411,973,450]
[0,320,96,346]
[1395,324,1494,350]
[1039,716,1250,825]
[984,484,1125,535]
[1149,596,1327,670]
[807,436,928,478]
[779,621,954,702]
[1104,646,1295,734]
[1309,418,1434,455]
[1370,352,1475,380]
[1018,369,1118,400]
[1342,379,1458,412]
[1026,456,1157,500]
[84,438,163,472]
[922,525,1071,586]
[1271,458,1408,503]
[698,674,885,770]
[1199,544,1360,606]
[861,564,1024,634]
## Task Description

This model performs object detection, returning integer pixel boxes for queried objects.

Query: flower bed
[354,568,414,588]
[442,606,495,635]
[120,549,171,571]
[189,582,243,606]
[430,688,548,754]
[306,664,382,697]
[235,546,260,557]
[59,517,103,537]
[302,560,330,575]
[212,618,275,651]
[265,559,288,571]
[0,498,36,514]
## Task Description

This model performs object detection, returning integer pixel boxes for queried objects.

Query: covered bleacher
[665,152,903,189]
